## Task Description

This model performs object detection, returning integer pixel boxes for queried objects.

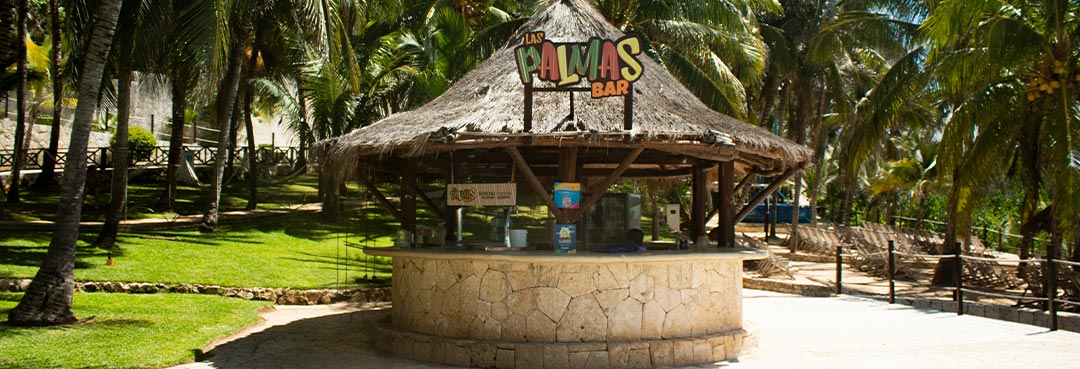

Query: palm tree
[94,0,145,249]
[31,0,64,190]
[8,0,123,326]
[199,0,253,233]
[594,0,777,120]
[6,0,28,205]
[920,0,1079,284]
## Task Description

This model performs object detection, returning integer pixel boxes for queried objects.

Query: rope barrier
[959,288,1049,302]
[1058,299,1080,307]
[1053,259,1080,267]
[961,255,1013,263]
[893,252,954,259]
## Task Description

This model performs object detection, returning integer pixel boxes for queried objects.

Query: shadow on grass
[0,244,103,271]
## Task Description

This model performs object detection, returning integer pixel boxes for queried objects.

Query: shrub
[111,126,158,164]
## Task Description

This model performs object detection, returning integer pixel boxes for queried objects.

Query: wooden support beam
[567,148,644,223]
[401,159,418,235]
[558,147,578,182]
[734,170,756,195]
[358,175,403,223]
[415,183,450,224]
[718,160,735,247]
[506,147,564,222]
[734,168,798,224]
[691,162,708,241]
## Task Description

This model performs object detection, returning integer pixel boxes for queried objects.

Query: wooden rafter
[358,175,403,223]
[506,147,565,222]
[734,168,798,224]
[567,148,645,223]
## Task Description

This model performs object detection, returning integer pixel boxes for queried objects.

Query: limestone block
[537,264,563,287]
[627,347,651,369]
[496,349,515,369]
[668,264,691,289]
[593,289,630,315]
[517,345,544,369]
[628,274,655,303]
[711,342,726,362]
[559,271,597,298]
[503,313,529,341]
[480,317,504,340]
[641,301,665,339]
[568,351,591,369]
[662,305,691,338]
[672,340,694,366]
[690,262,708,289]
[410,338,432,362]
[607,264,632,288]
[557,295,607,342]
[493,301,511,321]
[654,286,681,313]
[543,344,570,369]
[536,287,572,322]
[526,310,558,341]
[471,343,497,368]
[479,301,494,320]
[481,269,511,303]
[436,261,457,291]
[594,267,621,291]
[447,343,472,367]
[508,289,538,316]
[692,339,712,364]
[584,351,609,369]
[507,270,538,291]
[608,298,643,340]
[608,343,630,369]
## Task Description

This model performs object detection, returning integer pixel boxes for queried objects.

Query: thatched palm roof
[320,0,812,181]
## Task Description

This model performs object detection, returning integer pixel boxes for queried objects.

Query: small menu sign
[447,183,517,206]
[554,224,576,254]
[553,182,580,209]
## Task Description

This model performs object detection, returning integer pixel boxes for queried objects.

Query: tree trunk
[159,67,187,212]
[293,77,309,172]
[32,0,63,190]
[7,0,27,204]
[200,11,251,233]
[8,0,122,327]
[244,90,257,210]
[94,0,139,249]
[931,192,961,286]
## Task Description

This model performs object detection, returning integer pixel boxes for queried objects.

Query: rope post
[1047,246,1058,331]
[836,245,843,295]
[954,241,964,316]
[888,240,895,304]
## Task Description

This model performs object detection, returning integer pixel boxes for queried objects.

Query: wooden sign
[515,31,644,98]
[447,183,517,206]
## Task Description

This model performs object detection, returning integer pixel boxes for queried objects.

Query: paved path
[170,289,1080,369]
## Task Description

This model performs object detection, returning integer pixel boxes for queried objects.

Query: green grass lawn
[2,173,324,223]
[0,292,270,369]
[0,208,399,289]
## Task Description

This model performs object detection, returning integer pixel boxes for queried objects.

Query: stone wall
[0,278,390,305]
[384,256,748,368]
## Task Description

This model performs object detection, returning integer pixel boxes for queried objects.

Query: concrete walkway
[170,289,1080,369]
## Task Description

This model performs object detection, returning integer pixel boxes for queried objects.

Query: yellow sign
[447,183,517,206]
[515,31,644,98]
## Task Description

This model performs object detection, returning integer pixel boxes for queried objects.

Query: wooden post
[691,162,708,243]
[955,241,964,315]
[623,87,633,130]
[446,158,459,244]
[718,161,735,247]
[888,240,895,304]
[836,245,843,295]
[401,159,418,238]
[1047,243,1058,330]
[524,83,533,133]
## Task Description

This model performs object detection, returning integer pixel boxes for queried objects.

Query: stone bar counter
[368,247,765,369]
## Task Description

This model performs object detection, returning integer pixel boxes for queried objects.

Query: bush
[111,126,158,164]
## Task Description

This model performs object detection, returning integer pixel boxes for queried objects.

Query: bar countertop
[365,246,766,263]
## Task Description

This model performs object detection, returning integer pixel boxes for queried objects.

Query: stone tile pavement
[171,290,1080,369]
